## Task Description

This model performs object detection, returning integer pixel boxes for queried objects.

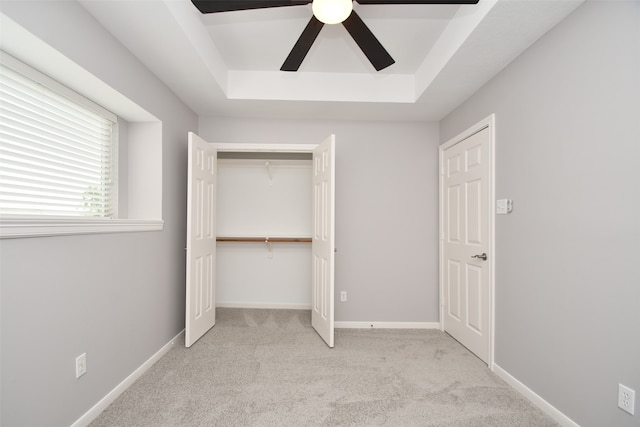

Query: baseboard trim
[335,321,440,329]
[71,330,185,427]
[492,363,579,427]
[217,302,312,310]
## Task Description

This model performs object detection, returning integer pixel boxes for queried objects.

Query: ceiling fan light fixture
[312,0,353,25]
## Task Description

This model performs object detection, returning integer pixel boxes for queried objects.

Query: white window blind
[0,61,116,218]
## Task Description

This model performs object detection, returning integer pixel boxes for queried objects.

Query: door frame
[439,114,496,369]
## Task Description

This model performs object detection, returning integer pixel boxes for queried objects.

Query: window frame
[0,53,163,239]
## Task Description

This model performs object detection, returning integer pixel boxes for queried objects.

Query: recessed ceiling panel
[203,3,457,73]
[75,0,585,119]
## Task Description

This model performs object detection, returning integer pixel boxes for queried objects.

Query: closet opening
[186,134,335,347]
[216,151,313,310]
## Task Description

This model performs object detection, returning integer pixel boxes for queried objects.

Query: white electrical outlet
[340,291,347,302]
[76,353,87,379]
[618,384,635,415]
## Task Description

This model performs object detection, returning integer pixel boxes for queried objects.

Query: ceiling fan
[191,0,479,72]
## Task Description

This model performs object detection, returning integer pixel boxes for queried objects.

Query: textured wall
[440,1,640,425]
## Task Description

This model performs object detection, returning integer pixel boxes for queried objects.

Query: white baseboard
[217,302,311,310]
[335,321,440,329]
[492,363,579,427]
[71,330,185,427]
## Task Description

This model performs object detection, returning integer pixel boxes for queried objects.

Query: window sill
[0,218,164,239]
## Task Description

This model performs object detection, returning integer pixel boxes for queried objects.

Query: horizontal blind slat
[0,206,112,217]
[0,193,112,208]
[0,98,113,145]
[0,86,113,135]
[0,67,114,127]
[0,137,110,173]
[0,174,110,192]
[0,182,113,198]
[1,105,112,155]
[0,154,109,182]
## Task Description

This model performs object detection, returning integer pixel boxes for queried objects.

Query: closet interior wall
[216,152,313,309]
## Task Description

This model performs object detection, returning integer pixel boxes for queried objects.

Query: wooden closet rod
[216,237,312,243]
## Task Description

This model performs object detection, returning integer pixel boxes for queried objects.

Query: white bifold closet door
[185,132,217,348]
[311,135,335,348]
[185,133,335,348]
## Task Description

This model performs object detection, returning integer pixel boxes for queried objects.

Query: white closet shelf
[216,236,312,243]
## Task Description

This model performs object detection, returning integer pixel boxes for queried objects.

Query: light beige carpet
[90,308,557,426]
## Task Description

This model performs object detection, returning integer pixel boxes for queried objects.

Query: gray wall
[199,118,440,323]
[0,1,197,426]
[440,1,640,426]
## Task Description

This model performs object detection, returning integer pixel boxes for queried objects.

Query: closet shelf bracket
[265,161,273,185]
[265,237,273,258]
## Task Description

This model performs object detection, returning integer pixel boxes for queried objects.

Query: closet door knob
[472,253,487,261]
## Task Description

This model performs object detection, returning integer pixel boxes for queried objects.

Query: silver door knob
[472,253,487,261]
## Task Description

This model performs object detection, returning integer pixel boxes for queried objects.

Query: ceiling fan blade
[281,16,324,71]
[342,11,394,71]
[192,0,311,14]
[355,0,478,4]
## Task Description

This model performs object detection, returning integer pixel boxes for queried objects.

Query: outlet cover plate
[618,384,635,415]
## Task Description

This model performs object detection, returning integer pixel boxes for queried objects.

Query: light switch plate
[497,199,513,214]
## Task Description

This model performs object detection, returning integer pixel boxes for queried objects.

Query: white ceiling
[78,0,583,122]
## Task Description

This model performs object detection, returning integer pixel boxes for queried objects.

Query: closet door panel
[185,132,217,347]
[312,135,335,348]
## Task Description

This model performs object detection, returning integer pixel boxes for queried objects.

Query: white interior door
[441,123,492,363]
[185,132,217,347]
[312,135,335,348]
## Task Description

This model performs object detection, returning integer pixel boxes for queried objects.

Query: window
[0,53,162,238]
[0,59,117,218]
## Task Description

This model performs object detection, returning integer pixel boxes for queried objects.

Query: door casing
[439,114,496,368]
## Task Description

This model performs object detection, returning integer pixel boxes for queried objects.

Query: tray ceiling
[76,0,583,121]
